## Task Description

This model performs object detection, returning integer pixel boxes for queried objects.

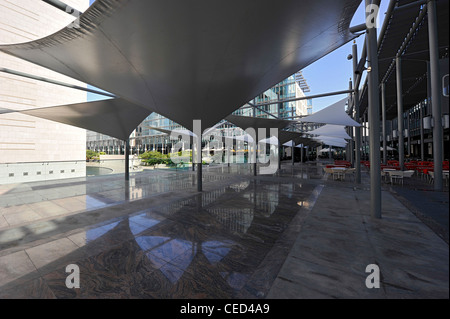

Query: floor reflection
[0,163,325,298]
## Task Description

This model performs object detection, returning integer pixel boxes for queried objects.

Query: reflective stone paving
[0,162,448,299]
[0,164,324,298]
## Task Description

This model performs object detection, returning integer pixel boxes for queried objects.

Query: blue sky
[302,0,389,111]
[87,0,389,112]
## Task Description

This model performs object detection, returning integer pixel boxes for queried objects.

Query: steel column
[396,56,405,170]
[407,112,411,157]
[125,138,130,181]
[366,0,382,219]
[420,101,425,161]
[428,0,443,190]
[292,146,295,166]
[352,42,362,183]
[381,82,387,164]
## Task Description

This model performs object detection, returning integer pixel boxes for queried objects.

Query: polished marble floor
[0,163,326,298]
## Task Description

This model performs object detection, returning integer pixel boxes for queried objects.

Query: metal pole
[0,68,115,98]
[381,82,387,164]
[192,138,195,171]
[396,56,405,170]
[363,113,367,160]
[353,41,362,183]
[125,138,130,181]
[301,145,304,164]
[42,0,83,16]
[366,0,382,219]
[420,101,425,161]
[253,89,354,106]
[197,162,202,191]
[278,143,282,171]
[193,120,202,191]
[292,145,295,166]
[407,112,411,158]
[347,79,353,163]
[253,100,257,176]
[428,0,443,191]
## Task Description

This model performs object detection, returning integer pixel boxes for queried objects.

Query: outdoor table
[331,167,346,181]
[387,170,404,185]
[382,168,396,182]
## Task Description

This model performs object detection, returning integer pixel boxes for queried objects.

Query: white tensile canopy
[296,98,361,127]
[305,124,352,140]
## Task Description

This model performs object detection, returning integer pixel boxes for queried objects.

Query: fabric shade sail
[0,0,361,133]
[318,148,336,153]
[225,114,293,132]
[314,136,348,147]
[305,124,352,140]
[261,131,318,147]
[278,130,318,146]
[145,126,195,138]
[20,98,151,141]
[283,140,295,147]
[296,98,361,127]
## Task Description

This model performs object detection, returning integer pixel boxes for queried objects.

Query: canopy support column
[420,101,425,161]
[381,82,387,164]
[396,56,405,170]
[352,41,362,183]
[301,145,304,164]
[428,0,443,191]
[366,0,382,219]
[125,138,130,181]
[292,146,295,166]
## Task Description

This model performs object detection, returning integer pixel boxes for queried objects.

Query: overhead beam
[42,0,83,16]
[0,67,116,98]
[246,102,279,119]
[252,89,353,107]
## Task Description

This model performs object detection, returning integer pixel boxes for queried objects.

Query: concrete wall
[0,0,90,184]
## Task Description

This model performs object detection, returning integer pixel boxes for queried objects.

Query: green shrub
[86,150,99,160]
[140,151,165,159]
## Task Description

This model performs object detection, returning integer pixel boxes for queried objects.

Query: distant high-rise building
[0,0,90,184]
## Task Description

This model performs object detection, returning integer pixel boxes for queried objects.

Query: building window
[37,172,41,175]
[9,173,14,177]
[60,170,65,174]
[23,172,28,176]
[49,171,53,174]
[71,169,75,173]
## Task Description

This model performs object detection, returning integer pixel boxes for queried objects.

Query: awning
[305,124,352,139]
[314,136,348,147]
[0,0,361,133]
[20,98,151,141]
[297,97,361,126]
